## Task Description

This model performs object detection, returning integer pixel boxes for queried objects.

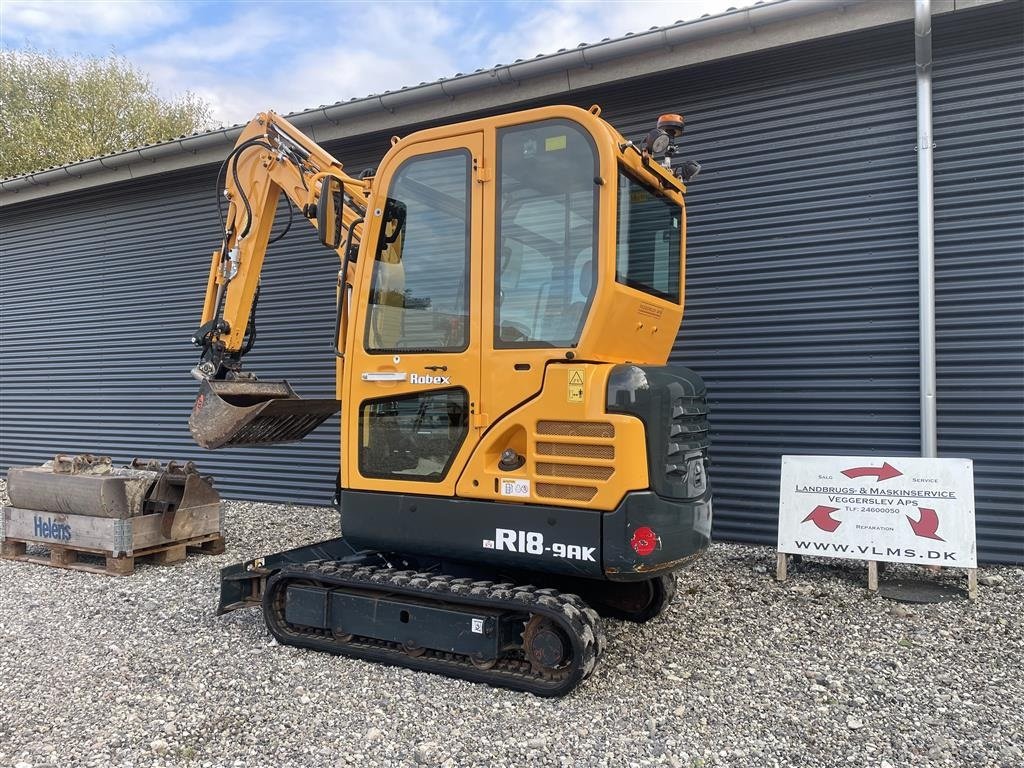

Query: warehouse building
[1,0,1021,563]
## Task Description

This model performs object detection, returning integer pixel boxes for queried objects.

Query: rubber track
[263,561,607,697]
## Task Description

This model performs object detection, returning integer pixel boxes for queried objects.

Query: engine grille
[536,442,614,460]
[536,462,614,481]
[536,421,615,439]
[535,483,598,502]
[532,420,615,503]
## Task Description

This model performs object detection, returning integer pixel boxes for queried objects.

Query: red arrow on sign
[841,462,903,482]
[907,507,944,541]
[802,505,841,533]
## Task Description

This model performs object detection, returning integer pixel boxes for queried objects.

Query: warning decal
[567,369,584,402]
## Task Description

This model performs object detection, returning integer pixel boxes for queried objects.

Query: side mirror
[317,176,344,249]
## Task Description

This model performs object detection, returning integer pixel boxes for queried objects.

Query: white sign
[499,478,530,498]
[778,455,976,568]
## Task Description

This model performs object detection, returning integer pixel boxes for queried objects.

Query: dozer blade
[189,379,340,449]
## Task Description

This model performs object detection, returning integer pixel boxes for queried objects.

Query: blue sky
[2,0,739,126]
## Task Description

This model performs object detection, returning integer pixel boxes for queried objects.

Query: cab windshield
[615,172,681,304]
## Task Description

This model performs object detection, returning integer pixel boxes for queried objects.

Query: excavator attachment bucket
[189,380,340,449]
[6,454,220,539]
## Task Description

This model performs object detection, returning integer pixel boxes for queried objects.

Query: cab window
[615,172,681,303]
[495,120,599,348]
[358,388,469,481]
[365,150,471,353]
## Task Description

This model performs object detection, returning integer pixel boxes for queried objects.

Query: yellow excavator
[191,105,710,696]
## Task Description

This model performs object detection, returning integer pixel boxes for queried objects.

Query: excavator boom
[189,112,367,448]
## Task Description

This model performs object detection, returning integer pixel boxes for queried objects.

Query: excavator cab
[190,106,691,455]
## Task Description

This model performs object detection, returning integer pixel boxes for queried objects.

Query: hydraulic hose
[215,138,275,241]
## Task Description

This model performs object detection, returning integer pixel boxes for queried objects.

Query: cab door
[344,134,483,497]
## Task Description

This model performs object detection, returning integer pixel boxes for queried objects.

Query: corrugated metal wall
[931,4,1024,564]
[1,2,1021,563]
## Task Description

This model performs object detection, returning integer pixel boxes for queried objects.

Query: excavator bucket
[189,380,340,450]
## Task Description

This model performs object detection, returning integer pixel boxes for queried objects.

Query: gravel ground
[1,482,1021,768]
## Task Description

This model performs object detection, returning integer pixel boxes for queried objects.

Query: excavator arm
[188,112,369,449]
[192,111,369,380]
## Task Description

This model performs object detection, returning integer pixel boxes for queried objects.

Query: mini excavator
[192,105,711,696]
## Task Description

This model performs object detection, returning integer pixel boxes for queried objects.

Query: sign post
[777,455,977,598]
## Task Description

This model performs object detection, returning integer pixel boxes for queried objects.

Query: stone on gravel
[979,574,1005,586]
[414,741,437,764]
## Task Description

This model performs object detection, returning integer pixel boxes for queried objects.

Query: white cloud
[484,0,740,66]
[2,0,184,44]
[127,2,467,125]
[132,8,289,64]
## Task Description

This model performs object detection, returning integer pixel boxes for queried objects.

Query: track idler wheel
[584,574,678,623]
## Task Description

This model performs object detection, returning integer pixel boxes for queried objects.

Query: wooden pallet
[0,532,226,576]
[1,503,224,576]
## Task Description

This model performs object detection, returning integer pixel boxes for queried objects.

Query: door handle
[361,372,407,382]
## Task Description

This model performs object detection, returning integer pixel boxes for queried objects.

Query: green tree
[0,48,212,179]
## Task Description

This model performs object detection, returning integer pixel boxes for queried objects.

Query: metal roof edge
[0,0,1006,205]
